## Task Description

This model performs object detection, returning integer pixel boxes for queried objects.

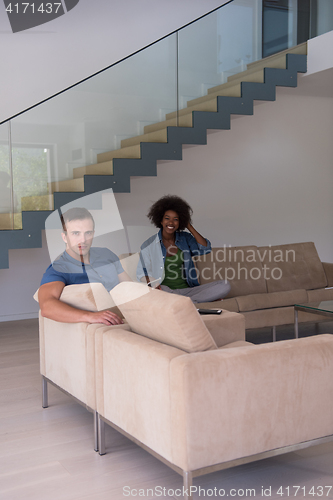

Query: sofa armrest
[95,326,185,464]
[170,334,333,471]
[201,310,245,347]
[40,317,102,409]
[40,317,130,410]
[322,262,333,287]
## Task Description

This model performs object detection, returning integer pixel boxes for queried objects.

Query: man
[39,207,130,325]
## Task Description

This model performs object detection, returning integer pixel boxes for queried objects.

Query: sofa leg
[42,376,48,408]
[272,325,276,342]
[98,416,106,456]
[183,471,193,500]
[94,411,99,452]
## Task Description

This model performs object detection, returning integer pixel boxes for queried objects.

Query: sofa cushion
[243,307,295,329]
[196,297,239,312]
[219,341,254,349]
[258,242,327,293]
[237,289,308,312]
[201,311,245,347]
[322,262,333,287]
[60,283,118,311]
[110,282,217,353]
[307,287,333,302]
[118,252,140,282]
[194,246,267,298]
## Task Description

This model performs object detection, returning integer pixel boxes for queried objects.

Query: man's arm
[38,281,123,325]
[136,238,163,289]
[185,224,212,256]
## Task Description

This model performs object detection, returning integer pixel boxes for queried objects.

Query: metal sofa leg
[183,471,193,500]
[42,376,48,408]
[94,411,99,452]
[272,325,276,342]
[98,415,106,455]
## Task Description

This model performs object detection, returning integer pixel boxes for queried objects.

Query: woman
[137,195,231,303]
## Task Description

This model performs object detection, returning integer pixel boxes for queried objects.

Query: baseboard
[0,311,39,322]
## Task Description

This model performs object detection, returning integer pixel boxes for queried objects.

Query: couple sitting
[39,196,230,325]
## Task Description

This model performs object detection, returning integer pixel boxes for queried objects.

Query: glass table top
[295,300,333,313]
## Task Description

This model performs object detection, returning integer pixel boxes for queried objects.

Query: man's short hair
[60,207,95,232]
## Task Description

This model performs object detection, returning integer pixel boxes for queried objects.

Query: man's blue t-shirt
[40,248,124,292]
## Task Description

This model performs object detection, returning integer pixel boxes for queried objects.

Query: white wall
[0,29,332,322]
[0,0,227,123]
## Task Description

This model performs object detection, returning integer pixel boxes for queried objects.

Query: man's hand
[84,309,123,325]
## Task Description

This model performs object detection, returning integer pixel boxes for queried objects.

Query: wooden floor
[1,319,333,500]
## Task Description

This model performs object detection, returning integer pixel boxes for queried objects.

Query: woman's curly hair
[147,195,192,231]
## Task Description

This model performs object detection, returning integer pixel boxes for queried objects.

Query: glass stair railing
[11,43,306,221]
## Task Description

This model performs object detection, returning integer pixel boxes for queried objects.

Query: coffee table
[294,300,333,338]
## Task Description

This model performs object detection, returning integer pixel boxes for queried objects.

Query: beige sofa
[122,242,333,336]
[121,242,333,339]
[192,241,333,336]
[36,282,243,452]
[36,282,333,497]
[94,282,333,498]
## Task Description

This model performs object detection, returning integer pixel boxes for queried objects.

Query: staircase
[0,44,307,269]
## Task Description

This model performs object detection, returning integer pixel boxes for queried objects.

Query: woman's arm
[137,250,161,288]
[186,223,208,247]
